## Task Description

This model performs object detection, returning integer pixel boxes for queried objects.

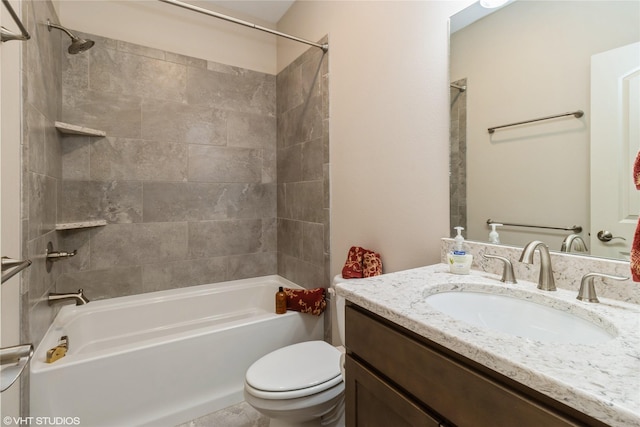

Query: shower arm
[47,20,78,40]
[157,0,328,53]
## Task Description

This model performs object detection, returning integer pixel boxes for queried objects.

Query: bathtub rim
[31,275,316,372]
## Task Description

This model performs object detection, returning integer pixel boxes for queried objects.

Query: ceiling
[207,0,295,24]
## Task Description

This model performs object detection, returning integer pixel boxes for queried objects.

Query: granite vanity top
[335,263,640,427]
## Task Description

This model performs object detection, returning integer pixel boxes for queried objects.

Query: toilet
[243,278,347,427]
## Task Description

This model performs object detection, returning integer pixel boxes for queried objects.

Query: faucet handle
[577,272,628,303]
[483,253,517,284]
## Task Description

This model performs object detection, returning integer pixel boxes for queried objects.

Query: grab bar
[487,219,582,234]
[2,257,32,285]
[1,344,33,392]
[488,110,583,134]
[1,0,31,42]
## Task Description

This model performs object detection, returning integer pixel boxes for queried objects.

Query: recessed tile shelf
[55,121,106,137]
[55,220,107,231]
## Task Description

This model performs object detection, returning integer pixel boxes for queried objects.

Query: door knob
[597,230,626,242]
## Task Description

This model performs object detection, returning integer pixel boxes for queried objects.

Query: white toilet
[243,279,347,427]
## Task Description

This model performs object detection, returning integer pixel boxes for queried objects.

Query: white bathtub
[30,275,324,426]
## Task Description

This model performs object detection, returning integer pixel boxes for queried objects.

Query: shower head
[46,19,94,54]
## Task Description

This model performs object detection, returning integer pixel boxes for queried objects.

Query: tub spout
[48,288,89,306]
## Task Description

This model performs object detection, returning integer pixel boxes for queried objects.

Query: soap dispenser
[489,223,502,244]
[448,227,473,274]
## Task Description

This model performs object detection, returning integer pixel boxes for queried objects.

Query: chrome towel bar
[487,219,582,234]
[1,257,32,284]
[1,0,30,42]
[488,110,583,134]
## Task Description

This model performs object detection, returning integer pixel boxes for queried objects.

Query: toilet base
[267,396,345,427]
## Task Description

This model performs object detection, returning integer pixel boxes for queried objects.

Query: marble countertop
[335,264,640,427]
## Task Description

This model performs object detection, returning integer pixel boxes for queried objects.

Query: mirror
[449,0,640,261]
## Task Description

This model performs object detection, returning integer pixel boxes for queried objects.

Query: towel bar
[488,110,583,134]
[487,219,582,234]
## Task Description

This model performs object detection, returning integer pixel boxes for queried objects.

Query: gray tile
[277,218,302,258]
[89,47,187,102]
[165,51,207,69]
[302,138,323,181]
[61,136,91,180]
[91,137,187,181]
[141,100,227,145]
[302,222,324,267]
[28,173,56,241]
[227,252,277,281]
[281,181,324,223]
[188,219,264,258]
[186,67,275,116]
[143,182,275,223]
[90,223,188,269]
[142,257,227,293]
[62,88,142,139]
[58,180,143,224]
[277,144,302,183]
[57,266,143,300]
[116,40,165,60]
[227,111,276,149]
[25,104,46,175]
[188,145,261,183]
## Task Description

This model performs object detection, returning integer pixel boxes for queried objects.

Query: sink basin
[425,291,614,344]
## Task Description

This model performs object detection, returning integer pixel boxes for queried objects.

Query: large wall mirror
[449,0,640,262]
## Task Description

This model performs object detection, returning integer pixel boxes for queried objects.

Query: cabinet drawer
[346,305,586,427]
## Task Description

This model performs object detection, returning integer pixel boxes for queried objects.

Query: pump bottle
[489,223,502,244]
[448,226,473,274]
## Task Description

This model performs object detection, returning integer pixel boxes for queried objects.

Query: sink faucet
[560,234,588,253]
[519,241,556,291]
[577,272,628,303]
[48,288,89,306]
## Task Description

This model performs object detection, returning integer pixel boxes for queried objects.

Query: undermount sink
[425,291,615,345]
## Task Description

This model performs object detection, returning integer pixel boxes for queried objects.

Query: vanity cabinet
[345,303,607,427]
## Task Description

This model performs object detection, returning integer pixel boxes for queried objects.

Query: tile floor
[176,401,268,427]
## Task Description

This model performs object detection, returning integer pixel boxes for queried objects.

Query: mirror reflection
[449,0,640,261]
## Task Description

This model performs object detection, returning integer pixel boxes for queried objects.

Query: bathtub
[30,275,324,426]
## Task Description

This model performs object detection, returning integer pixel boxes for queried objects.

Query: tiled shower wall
[449,78,467,235]
[276,40,330,288]
[21,0,65,354]
[56,32,279,299]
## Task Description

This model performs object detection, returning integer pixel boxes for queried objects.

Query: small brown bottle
[275,286,287,314]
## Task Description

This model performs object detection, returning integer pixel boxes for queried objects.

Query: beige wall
[58,0,475,276]
[278,1,472,275]
[56,0,278,74]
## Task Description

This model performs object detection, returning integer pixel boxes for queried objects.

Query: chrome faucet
[48,288,89,306]
[560,234,588,253]
[519,241,556,291]
[577,272,628,303]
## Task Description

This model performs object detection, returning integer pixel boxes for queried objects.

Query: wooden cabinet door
[345,355,444,427]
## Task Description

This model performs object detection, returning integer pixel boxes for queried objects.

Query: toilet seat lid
[246,341,342,393]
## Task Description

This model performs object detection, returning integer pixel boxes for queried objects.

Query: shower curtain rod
[157,0,328,52]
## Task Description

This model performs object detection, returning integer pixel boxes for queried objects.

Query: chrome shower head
[46,19,94,54]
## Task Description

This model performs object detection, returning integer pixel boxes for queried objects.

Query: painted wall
[450,1,640,249]
[277,1,473,275]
